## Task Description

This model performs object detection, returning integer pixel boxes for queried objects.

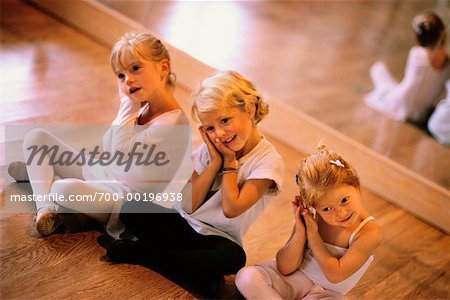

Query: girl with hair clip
[235,145,382,299]
[7,32,189,238]
[107,70,284,297]
[365,11,450,124]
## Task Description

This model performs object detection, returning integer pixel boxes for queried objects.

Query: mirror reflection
[99,0,450,189]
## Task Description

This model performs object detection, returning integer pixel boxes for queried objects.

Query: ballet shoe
[35,208,62,236]
[8,161,29,182]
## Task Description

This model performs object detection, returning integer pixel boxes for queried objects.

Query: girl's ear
[247,102,256,120]
[159,59,170,81]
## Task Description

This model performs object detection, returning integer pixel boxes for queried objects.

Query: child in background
[235,145,382,299]
[107,70,284,297]
[365,11,449,124]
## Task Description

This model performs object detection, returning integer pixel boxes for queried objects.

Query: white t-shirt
[365,46,450,123]
[82,97,190,194]
[177,137,284,246]
[82,96,190,238]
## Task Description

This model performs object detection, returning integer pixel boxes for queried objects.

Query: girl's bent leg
[236,265,285,300]
[153,234,245,298]
[23,128,86,235]
[23,128,84,213]
[303,285,346,300]
[236,260,297,300]
[151,234,246,277]
[51,179,115,223]
[236,260,315,300]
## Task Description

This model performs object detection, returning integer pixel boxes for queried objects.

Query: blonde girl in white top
[8,32,189,238]
[107,70,284,298]
[236,145,382,299]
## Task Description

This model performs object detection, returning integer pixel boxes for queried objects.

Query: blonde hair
[191,70,269,124]
[110,32,176,88]
[296,145,360,207]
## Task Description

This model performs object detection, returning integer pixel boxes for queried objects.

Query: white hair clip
[412,15,425,31]
[329,159,345,168]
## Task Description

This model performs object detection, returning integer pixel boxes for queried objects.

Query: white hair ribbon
[329,159,345,168]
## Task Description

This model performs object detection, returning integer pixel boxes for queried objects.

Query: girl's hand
[117,81,128,100]
[211,137,236,167]
[292,203,306,236]
[302,210,319,237]
[117,82,146,106]
[198,127,222,169]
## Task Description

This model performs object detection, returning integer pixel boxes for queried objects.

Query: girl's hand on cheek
[293,204,306,235]
[303,210,318,237]
[198,127,222,168]
[117,82,128,99]
[213,138,236,166]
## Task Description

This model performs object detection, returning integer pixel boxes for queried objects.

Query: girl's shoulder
[249,137,283,162]
[408,46,429,65]
[242,138,285,174]
[410,45,427,55]
[351,216,383,249]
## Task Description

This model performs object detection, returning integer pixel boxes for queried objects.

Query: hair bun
[411,12,445,47]
[412,14,427,34]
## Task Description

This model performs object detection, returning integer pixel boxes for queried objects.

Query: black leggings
[120,201,246,278]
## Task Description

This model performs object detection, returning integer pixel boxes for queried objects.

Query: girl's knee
[235,266,265,290]
[23,128,51,148]
[50,178,82,196]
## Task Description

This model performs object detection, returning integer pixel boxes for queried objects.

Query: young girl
[235,145,382,299]
[365,11,449,124]
[7,32,189,238]
[107,70,284,297]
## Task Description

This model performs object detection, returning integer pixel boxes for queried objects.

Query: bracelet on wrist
[219,167,238,175]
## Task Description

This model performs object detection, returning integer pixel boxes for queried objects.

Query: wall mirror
[98,0,450,191]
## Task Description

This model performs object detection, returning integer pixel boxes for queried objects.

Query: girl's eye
[322,207,332,212]
[117,73,125,80]
[220,118,230,125]
[341,197,349,204]
[131,65,141,72]
[205,126,214,132]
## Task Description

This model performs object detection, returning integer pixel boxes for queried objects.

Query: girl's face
[199,106,257,158]
[115,52,166,103]
[313,184,362,228]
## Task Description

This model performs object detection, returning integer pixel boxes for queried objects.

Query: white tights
[235,260,344,300]
[23,128,114,223]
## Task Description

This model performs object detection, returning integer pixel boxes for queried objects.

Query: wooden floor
[1,1,449,299]
[100,0,450,190]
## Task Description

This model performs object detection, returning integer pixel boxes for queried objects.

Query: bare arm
[201,129,276,218]
[304,214,382,283]
[221,173,274,218]
[276,201,307,275]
